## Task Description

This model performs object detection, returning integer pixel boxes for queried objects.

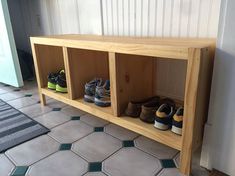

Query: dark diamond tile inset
[25,94,32,97]
[89,162,102,172]
[161,159,176,168]
[123,140,135,147]
[59,143,72,151]
[52,108,61,111]
[94,127,104,132]
[11,166,29,176]
[71,116,80,120]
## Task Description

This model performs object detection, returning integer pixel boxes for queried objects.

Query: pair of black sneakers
[47,70,67,93]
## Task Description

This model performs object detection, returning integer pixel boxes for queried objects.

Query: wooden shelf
[31,34,215,175]
[41,88,181,150]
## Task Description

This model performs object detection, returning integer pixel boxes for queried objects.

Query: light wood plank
[31,34,215,59]
[30,41,46,106]
[180,48,202,175]
[62,47,73,99]
[109,52,119,116]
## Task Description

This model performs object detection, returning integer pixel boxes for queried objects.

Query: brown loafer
[125,96,160,118]
[140,100,160,123]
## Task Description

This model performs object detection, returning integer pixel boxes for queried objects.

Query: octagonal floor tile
[0,91,24,102]
[157,168,183,176]
[80,114,109,127]
[135,136,178,159]
[19,103,52,118]
[72,132,122,162]
[27,151,88,176]
[8,97,38,109]
[103,147,162,176]
[0,154,15,176]
[105,124,138,140]
[61,106,86,117]
[49,121,93,143]
[6,135,59,165]
[34,111,71,129]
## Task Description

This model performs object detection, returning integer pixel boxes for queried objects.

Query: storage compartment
[34,44,65,88]
[114,53,187,116]
[66,48,112,114]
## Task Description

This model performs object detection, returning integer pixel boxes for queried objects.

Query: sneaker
[84,78,102,103]
[139,97,160,123]
[154,99,175,130]
[55,70,67,93]
[47,73,58,90]
[171,107,184,135]
[125,96,159,118]
[95,80,111,107]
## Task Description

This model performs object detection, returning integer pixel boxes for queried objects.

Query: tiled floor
[0,80,209,176]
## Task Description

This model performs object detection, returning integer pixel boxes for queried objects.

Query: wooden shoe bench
[30,35,215,175]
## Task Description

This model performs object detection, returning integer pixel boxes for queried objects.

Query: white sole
[94,98,111,104]
[154,121,169,130]
[171,125,182,135]
[84,95,94,102]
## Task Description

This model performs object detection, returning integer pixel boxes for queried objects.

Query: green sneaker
[47,73,58,90]
[55,70,67,93]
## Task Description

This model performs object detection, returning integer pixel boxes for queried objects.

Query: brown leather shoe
[140,98,175,123]
[140,99,160,123]
[125,96,160,118]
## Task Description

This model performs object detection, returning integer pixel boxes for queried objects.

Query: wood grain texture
[180,48,202,175]
[66,48,109,99]
[62,47,73,99]
[33,44,64,88]
[115,53,155,115]
[30,41,46,105]
[192,48,214,151]
[109,52,119,116]
[31,35,215,60]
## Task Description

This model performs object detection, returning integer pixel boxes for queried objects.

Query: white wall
[8,0,103,53]
[201,0,235,175]
[102,0,220,38]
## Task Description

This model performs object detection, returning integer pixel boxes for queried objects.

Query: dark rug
[0,99,49,152]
